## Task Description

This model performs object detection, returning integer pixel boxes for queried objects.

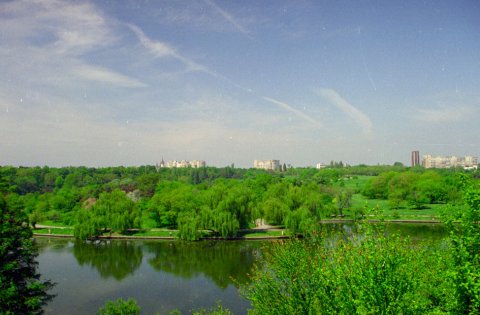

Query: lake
[37,223,448,314]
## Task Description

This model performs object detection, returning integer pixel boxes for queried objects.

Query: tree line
[362,169,463,208]
[0,164,478,241]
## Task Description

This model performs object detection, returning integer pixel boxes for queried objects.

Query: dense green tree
[148,182,197,228]
[285,206,316,236]
[0,196,53,314]
[177,211,202,241]
[362,171,397,199]
[74,189,141,240]
[262,198,289,225]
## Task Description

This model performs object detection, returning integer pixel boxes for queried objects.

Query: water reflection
[72,240,143,281]
[144,241,261,289]
[35,238,71,251]
[35,224,448,314]
[320,222,447,242]
[385,223,447,241]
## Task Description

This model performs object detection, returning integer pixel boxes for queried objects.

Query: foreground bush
[97,298,141,315]
[243,225,456,314]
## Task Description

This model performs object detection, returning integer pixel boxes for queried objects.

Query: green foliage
[74,189,141,240]
[441,174,480,314]
[97,298,141,315]
[262,197,289,225]
[333,188,353,217]
[0,196,54,314]
[2,165,473,241]
[285,206,316,236]
[145,240,259,289]
[363,169,461,209]
[192,302,233,315]
[177,211,202,241]
[74,208,102,240]
[73,240,143,280]
[243,223,455,314]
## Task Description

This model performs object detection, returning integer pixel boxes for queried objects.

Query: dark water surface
[37,239,264,314]
[37,223,448,314]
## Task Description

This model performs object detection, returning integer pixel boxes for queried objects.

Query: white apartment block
[254,160,280,171]
[422,155,478,170]
[158,159,206,169]
[316,163,327,169]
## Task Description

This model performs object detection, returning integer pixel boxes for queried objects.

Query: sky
[1,0,479,168]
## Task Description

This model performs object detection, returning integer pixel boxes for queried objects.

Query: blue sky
[1,0,479,167]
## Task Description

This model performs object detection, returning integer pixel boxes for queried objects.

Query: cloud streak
[73,65,147,88]
[317,88,372,135]
[263,96,321,127]
[416,106,474,123]
[128,23,209,73]
[204,0,252,38]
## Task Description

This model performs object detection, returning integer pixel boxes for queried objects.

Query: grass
[37,220,70,227]
[345,193,457,221]
[34,227,74,235]
[239,230,285,238]
[127,229,177,237]
[336,175,373,191]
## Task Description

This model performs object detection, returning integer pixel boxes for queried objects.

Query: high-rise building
[411,151,420,167]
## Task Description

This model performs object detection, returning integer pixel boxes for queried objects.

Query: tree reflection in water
[35,237,71,251]
[73,240,143,281]
[145,241,263,289]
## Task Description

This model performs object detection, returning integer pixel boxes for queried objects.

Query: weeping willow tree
[74,189,141,240]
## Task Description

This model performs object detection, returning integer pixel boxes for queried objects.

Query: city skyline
[1,1,479,168]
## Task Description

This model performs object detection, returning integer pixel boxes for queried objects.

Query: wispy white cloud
[73,65,147,88]
[0,0,114,55]
[128,23,209,73]
[204,0,252,38]
[317,88,373,135]
[416,106,474,123]
[263,96,322,127]
[0,0,138,89]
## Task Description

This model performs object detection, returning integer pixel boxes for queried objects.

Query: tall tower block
[411,151,420,167]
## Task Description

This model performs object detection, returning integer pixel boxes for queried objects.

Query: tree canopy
[0,196,53,314]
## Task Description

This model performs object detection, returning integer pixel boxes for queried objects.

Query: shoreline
[33,233,290,240]
[33,219,443,240]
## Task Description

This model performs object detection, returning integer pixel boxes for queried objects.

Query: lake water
[37,223,448,314]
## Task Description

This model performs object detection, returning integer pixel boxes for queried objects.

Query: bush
[243,224,455,314]
[97,298,141,315]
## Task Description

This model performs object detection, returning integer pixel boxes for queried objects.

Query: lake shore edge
[33,219,444,240]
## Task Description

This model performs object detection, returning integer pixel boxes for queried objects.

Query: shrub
[243,224,455,314]
[97,298,141,315]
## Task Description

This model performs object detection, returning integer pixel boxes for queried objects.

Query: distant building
[254,160,280,171]
[155,158,166,171]
[316,163,327,169]
[158,159,206,168]
[190,160,206,168]
[422,155,478,170]
[411,151,420,167]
